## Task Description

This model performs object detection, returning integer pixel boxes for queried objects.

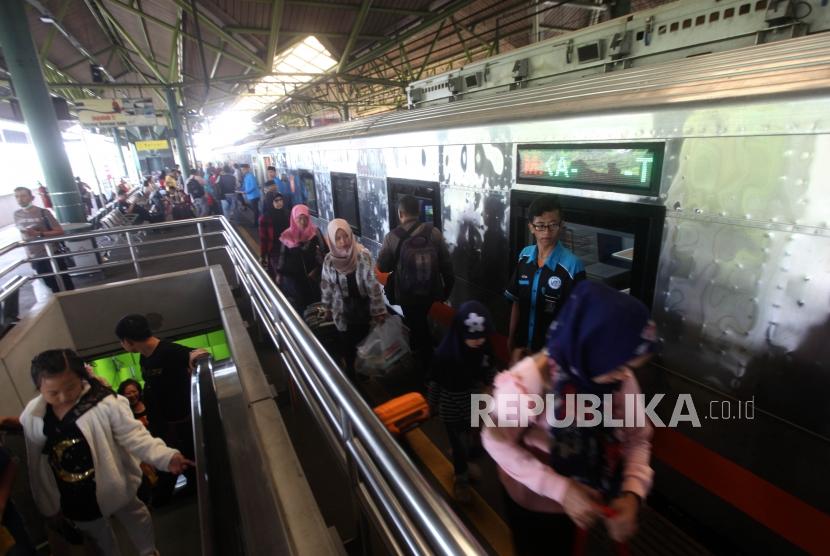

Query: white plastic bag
[356,315,410,376]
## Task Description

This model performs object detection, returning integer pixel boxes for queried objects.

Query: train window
[682,18,692,29]
[386,178,442,230]
[710,11,720,22]
[670,21,679,32]
[658,25,667,34]
[636,30,645,41]
[739,3,751,15]
[297,170,318,215]
[755,0,767,10]
[517,142,664,197]
[2,130,29,144]
[695,15,706,26]
[724,7,734,18]
[510,191,665,307]
[331,172,361,235]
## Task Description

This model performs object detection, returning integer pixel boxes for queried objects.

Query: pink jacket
[481,357,654,513]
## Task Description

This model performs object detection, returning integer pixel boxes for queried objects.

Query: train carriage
[221,32,830,555]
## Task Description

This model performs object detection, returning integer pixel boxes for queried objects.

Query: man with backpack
[217,165,239,221]
[185,168,208,217]
[377,195,454,369]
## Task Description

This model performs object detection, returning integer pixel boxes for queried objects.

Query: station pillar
[0,0,86,223]
[111,129,130,180]
[164,88,190,175]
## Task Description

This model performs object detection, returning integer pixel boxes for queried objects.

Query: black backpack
[395,224,441,304]
[186,178,204,198]
[218,174,237,197]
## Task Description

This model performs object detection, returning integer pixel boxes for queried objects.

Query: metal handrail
[3,216,485,555]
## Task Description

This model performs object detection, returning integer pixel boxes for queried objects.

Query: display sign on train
[75,98,157,127]
[518,143,663,194]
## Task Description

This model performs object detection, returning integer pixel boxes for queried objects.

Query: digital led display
[518,144,663,194]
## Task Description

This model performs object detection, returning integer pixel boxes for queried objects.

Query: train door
[331,172,360,234]
[509,190,665,307]
[386,178,442,230]
[296,169,318,215]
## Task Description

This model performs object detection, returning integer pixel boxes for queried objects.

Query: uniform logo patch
[548,276,562,289]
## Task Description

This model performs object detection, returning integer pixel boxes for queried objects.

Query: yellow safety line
[236,224,260,254]
[404,428,515,556]
[239,222,514,554]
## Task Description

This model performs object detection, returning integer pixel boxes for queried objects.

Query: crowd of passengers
[2,167,656,555]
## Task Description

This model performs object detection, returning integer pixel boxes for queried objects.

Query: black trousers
[503,488,575,556]
[31,258,74,293]
[152,418,196,507]
[401,301,433,369]
[445,421,470,476]
[249,199,260,226]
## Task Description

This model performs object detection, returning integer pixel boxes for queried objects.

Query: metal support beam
[93,0,167,83]
[344,0,477,73]
[35,0,71,60]
[108,0,262,73]
[111,129,130,179]
[133,0,158,71]
[225,27,387,41]
[265,0,284,69]
[286,0,429,17]
[171,0,267,72]
[415,18,446,81]
[59,45,115,72]
[168,15,182,83]
[165,87,190,175]
[451,16,473,62]
[209,40,224,79]
[337,0,373,73]
[0,0,85,223]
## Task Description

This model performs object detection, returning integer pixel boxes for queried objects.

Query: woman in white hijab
[320,219,386,379]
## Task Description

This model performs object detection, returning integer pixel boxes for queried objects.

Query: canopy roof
[1,0,670,132]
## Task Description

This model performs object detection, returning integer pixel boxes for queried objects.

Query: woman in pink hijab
[275,204,327,312]
[320,219,386,379]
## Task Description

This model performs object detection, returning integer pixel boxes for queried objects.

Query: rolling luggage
[373,392,430,436]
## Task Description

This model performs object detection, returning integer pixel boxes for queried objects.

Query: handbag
[40,209,76,268]
[341,271,371,327]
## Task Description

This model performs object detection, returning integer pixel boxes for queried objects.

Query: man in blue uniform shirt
[505,196,585,363]
[240,163,260,226]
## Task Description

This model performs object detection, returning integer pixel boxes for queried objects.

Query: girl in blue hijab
[483,281,656,555]
[427,300,496,503]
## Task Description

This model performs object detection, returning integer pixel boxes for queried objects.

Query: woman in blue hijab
[427,300,496,503]
[482,281,657,555]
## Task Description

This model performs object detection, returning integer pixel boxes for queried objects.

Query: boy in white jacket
[20,349,192,556]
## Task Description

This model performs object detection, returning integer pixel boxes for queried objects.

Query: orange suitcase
[373,392,430,436]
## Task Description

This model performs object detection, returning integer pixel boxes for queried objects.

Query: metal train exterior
[221,33,830,554]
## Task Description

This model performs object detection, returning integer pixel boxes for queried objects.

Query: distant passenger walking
[12,186,74,293]
[217,165,238,220]
[377,194,454,369]
[259,192,290,279]
[275,204,326,312]
[240,163,260,225]
[186,169,209,217]
[320,219,386,379]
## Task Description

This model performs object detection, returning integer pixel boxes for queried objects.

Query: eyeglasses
[531,222,561,232]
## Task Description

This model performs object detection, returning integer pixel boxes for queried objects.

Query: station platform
[0,215,728,555]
